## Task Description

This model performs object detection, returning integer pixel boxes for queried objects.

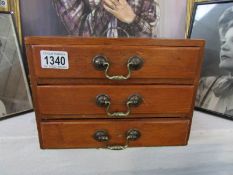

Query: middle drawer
[36,85,195,119]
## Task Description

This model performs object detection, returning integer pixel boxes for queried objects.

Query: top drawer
[31,45,201,83]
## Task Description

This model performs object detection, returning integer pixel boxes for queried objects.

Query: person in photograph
[52,0,159,37]
[195,6,233,115]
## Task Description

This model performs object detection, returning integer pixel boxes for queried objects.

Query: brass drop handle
[93,55,144,80]
[96,94,143,118]
[93,129,141,150]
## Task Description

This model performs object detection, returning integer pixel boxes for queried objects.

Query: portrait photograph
[0,12,32,120]
[188,0,233,120]
[20,0,187,39]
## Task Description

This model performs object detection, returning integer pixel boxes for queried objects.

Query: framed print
[0,12,33,120]
[0,0,22,46]
[186,0,205,37]
[188,0,233,120]
[20,0,187,39]
[21,0,160,38]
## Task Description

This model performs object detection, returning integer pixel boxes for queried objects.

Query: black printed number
[50,56,55,65]
[44,56,66,66]
[60,57,65,65]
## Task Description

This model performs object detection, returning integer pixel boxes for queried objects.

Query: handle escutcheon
[93,55,144,80]
[93,130,109,142]
[96,94,143,118]
[93,129,141,150]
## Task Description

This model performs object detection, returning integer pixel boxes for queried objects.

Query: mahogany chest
[25,37,204,149]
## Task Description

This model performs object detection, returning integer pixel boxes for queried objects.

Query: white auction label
[40,50,69,69]
[0,0,7,8]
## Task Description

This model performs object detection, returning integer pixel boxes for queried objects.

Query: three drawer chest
[25,37,204,150]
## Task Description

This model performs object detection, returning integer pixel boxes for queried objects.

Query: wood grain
[25,36,205,47]
[40,118,190,149]
[36,85,194,117]
[25,37,205,149]
[31,45,200,81]
[36,78,195,85]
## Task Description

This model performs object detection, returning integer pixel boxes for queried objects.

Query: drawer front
[36,85,194,118]
[40,119,190,148]
[32,45,200,81]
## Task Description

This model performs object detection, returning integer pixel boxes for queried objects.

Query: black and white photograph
[0,12,32,120]
[188,0,233,120]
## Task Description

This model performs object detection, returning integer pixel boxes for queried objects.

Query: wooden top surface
[25,36,205,47]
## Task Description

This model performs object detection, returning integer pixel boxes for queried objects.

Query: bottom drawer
[40,119,190,149]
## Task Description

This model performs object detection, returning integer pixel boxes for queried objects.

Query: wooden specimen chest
[25,37,204,150]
